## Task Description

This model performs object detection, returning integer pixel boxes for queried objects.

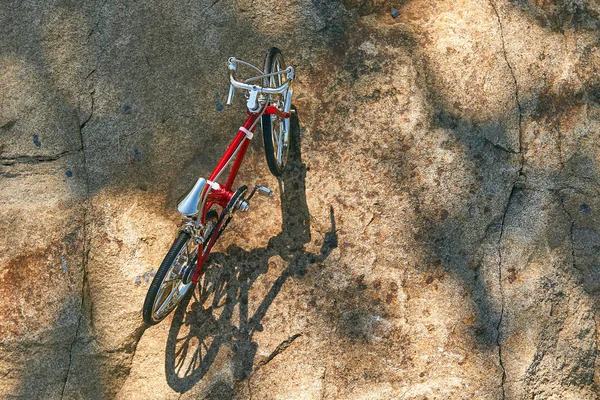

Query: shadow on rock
[164,110,338,393]
[508,0,600,32]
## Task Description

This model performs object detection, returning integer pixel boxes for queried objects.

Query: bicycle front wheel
[142,232,197,325]
[261,47,292,177]
[143,211,218,325]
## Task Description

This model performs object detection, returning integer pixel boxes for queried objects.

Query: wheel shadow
[164,109,338,393]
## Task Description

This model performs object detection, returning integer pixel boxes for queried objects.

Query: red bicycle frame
[191,106,290,282]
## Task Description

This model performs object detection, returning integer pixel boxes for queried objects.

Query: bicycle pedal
[255,186,272,197]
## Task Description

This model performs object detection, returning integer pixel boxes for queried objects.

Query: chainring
[215,185,248,241]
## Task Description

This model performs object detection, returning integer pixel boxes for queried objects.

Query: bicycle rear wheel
[143,211,218,325]
[261,47,292,177]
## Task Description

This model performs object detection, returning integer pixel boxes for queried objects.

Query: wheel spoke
[283,120,290,160]
[276,124,283,164]
[152,242,192,319]
[162,276,179,284]
[275,58,282,86]
[279,120,285,142]
[271,118,279,153]
[158,256,184,288]
[276,145,282,165]
[274,119,282,145]
[144,230,205,325]
[154,285,179,317]
[156,278,175,300]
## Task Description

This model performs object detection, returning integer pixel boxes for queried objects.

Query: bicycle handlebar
[226,57,295,111]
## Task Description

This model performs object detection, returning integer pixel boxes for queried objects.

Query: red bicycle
[142,48,294,325]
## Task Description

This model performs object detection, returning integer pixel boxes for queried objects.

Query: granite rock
[1,0,599,399]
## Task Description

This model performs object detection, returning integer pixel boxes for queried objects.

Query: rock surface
[1,0,600,398]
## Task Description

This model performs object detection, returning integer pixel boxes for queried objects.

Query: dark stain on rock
[356,274,368,290]
[123,104,132,114]
[386,282,399,304]
[580,203,591,214]
[65,170,73,178]
[533,86,586,126]
[507,266,518,284]
[1,120,16,131]
[385,292,396,304]
[439,209,449,221]
[214,92,224,112]
[32,134,41,147]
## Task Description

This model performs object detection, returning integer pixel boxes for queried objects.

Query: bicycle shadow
[164,109,338,393]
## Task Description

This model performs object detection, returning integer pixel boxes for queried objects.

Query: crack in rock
[79,90,95,134]
[488,2,527,398]
[0,150,74,166]
[60,80,94,400]
[496,184,518,400]
[256,333,303,369]
[485,137,520,154]
[244,333,303,396]
[87,0,109,38]
[200,0,223,16]
[489,0,524,158]
[60,212,90,400]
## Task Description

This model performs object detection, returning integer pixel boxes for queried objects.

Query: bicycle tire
[261,47,291,177]
[143,211,219,325]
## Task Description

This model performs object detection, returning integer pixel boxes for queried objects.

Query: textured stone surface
[1,0,600,399]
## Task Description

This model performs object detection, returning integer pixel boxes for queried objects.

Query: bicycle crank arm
[246,185,272,203]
